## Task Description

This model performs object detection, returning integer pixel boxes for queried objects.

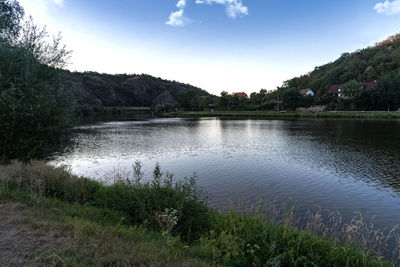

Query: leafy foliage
[0,0,73,161]
[0,0,23,41]
[340,80,363,99]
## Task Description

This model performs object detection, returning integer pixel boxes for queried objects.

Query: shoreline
[160,111,400,120]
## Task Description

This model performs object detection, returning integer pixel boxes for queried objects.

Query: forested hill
[63,71,210,107]
[281,33,400,95]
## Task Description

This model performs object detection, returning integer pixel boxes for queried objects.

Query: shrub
[93,164,214,241]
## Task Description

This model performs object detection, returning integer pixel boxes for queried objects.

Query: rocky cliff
[62,71,209,108]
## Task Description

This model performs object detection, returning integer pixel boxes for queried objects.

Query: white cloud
[374,0,400,15]
[225,1,248,18]
[166,9,186,26]
[196,0,248,19]
[166,0,189,26]
[176,0,186,8]
[167,0,248,26]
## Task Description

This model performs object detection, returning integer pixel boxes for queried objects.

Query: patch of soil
[0,203,69,266]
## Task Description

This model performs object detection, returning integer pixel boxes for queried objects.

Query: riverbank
[161,111,400,120]
[1,161,397,266]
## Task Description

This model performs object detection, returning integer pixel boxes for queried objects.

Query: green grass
[0,161,398,266]
[0,190,210,266]
[162,110,400,120]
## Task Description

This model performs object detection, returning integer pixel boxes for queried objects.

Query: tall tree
[375,73,400,111]
[282,88,300,110]
[178,89,199,110]
[0,0,73,161]
[340,80,363,99]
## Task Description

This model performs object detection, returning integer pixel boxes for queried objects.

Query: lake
[50,118,400,231]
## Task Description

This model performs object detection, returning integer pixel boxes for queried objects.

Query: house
[234,92,249,99]
[299,88,314,96]
[363,82,379,91]
[328,84,344,95]
[328,82,378,97]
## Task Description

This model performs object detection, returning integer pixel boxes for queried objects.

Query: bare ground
[0,203,70,267]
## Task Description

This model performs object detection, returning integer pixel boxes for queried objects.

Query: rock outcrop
[152,91,178,107]
[62,71,209,108]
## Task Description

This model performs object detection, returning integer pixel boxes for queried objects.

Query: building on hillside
[299,88,314,96]
[234,92,249,99]
[328,84,344,96]
[328,82,378,98]
[363,82,379,91]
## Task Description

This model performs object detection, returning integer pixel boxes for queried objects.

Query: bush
[93,164,214,241]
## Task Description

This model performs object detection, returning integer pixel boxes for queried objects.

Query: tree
[282,88,300,110]
[178,89,199,111]
[355,91,372,111]
[375,73,400,111]
[250,89,267,105]
[0,0,73,161]
[219,91,232,110]
[340,80,363,99]
[0,0,23,41]
[298,95,314,108]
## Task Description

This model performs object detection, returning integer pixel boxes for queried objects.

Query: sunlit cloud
[166,0,248,26]
[166,9,186,26]
[177,0,186,9]
[374,0,400,15]
[166,0,189,26]
[195,0,248,19]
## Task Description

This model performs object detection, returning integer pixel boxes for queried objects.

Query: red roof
[234,92,249,99]
[328,84,344,94]
[328,82,378,94]
[299,88,313,95]
[362,82,378,91]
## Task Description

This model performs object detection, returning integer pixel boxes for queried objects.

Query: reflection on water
[50,118,400,230]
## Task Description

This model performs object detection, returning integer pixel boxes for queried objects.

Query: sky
[18,0,400,95]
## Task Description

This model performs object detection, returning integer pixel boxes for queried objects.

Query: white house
[299,88,314,96]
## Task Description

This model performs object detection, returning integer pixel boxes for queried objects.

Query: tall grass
[220,198,400,262]
[0,161,398,266]
[0,161,214,241]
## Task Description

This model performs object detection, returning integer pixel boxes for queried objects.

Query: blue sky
[19,0,400,95]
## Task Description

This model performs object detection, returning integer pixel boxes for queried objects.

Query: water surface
[51,118,400,230]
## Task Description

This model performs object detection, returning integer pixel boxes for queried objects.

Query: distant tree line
[175,34,400,112]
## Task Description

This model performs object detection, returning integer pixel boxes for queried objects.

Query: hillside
[62,71,210,108]
[281,33,400,96]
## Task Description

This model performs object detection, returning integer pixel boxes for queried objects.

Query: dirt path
[0,203,69,267]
